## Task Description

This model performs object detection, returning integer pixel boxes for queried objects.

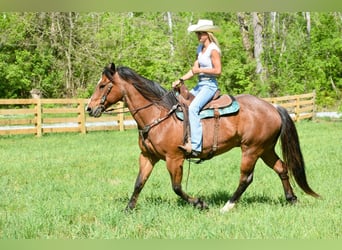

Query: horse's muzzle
[87,106,104,117]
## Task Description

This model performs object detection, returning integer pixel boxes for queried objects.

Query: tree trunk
[64,12,75,97]
[305,12,311,42]
[270,12,277,50]
[252,12,264,75]
[237,12,253,58]
[166,12,175,57]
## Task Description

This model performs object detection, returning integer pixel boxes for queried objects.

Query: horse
[86,63,320,213]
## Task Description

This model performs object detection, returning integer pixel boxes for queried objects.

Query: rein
[100,72,181,154]
[103,90,177,120]
[103,102,154,115]
[100,79,180,135]
[138,100,179,157]
[137,90,180,136]
[101,74,171,117]
[139,103,179,135]
[135,90,180,158]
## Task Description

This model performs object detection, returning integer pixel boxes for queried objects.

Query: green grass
[0,120,341,239]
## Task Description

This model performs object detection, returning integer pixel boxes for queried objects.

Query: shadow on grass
[175,190,287,209]
[113,195,177,212]
[113,191,287,211]
[203,191,284,206]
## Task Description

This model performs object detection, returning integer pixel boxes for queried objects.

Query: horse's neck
[124,90,162,128]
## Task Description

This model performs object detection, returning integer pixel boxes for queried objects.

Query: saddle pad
[176,99,239,120]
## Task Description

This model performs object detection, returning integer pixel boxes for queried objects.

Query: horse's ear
[110,63,115,72]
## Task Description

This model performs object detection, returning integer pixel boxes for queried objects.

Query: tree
[252,12,264,78]
[0,12,341,109]
[237,12,252,58]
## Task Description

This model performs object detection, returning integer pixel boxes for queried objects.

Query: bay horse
[86,63,319,213]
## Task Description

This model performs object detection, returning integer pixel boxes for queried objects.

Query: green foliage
[262,13,342,105]
[0,13,63,98]
[0,12,341,108]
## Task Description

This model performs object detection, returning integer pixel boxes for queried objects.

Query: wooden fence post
[312,90,316,121]
[118,101,124,131]
[78,99,86,134]
[35,99,42,137]
[295,95,300,122]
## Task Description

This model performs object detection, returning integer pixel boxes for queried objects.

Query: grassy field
[0,120,341,239]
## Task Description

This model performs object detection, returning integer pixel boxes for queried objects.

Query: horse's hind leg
[126,153,158,210]
[220,153,257,213]
[261,149,297,203]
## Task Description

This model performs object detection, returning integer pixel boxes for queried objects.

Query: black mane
[116,66,178,110]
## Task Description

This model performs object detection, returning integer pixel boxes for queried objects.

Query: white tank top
[197,42,221,77]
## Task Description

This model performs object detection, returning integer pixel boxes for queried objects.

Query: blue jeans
[189,79,218,152]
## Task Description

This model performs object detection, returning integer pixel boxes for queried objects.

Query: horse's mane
[116,66,178,110]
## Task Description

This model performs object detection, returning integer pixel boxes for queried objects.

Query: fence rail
[0,92,315,136]
[0,99,135,137]
[262,92,316,121]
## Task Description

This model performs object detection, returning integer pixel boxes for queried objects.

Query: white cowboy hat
[187,19,221,33]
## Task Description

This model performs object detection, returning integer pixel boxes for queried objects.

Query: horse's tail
[276,105,320,198]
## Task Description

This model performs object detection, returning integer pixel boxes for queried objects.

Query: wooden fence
[0,99,135,137]
[0,92,315,137]
[262,92,316,121]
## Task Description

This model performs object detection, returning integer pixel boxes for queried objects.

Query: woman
[172,19,222,157]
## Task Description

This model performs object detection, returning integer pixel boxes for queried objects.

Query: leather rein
[99,75,180,139]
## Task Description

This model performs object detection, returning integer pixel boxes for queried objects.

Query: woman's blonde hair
[208,32,220,48]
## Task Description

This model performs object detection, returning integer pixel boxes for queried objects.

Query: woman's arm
[172,60,197,88]
[192,49,221,76]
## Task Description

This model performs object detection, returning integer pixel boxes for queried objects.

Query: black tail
[276,106,320,198]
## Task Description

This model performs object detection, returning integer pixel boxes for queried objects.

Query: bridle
[98,78,154,116]
[99,82,113,108]
[97,73,180,134]
[95,71,181,156]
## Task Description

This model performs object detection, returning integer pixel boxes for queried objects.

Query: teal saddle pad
[176,99,240,120]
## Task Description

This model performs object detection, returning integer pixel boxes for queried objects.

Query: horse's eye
[99,84,105,89]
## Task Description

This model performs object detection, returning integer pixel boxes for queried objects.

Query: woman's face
[196,31,208,43]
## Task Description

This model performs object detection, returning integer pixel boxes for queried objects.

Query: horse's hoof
[286,196,298,205]
[220,201,235,213]
[125,203,136,213]
[194,198,209,210]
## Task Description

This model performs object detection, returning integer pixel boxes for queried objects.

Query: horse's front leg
[126,153,158,211]
[166,157,208,209]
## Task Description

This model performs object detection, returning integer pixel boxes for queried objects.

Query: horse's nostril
[86,106,91,112]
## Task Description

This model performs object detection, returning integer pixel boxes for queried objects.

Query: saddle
[175,90,239,120]
[174,84,239,162]
[182,88,232,107]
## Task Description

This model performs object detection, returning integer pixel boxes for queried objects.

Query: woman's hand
[172,68,194,88]
[172,79,183,88]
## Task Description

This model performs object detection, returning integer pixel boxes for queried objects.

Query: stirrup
[178,145,201,158]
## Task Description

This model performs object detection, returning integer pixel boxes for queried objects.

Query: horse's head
[87,63,124,117]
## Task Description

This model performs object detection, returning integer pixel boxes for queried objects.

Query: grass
[0,120,341,239]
